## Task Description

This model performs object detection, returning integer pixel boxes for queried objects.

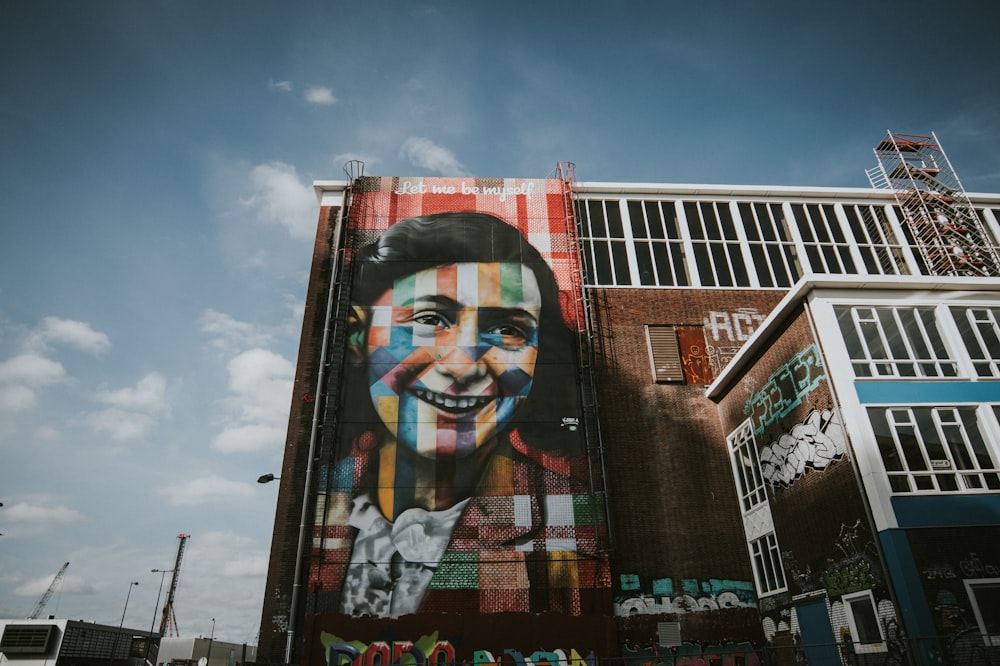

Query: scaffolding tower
[866,131,1000,277]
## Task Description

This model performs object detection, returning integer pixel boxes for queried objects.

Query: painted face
[365,262,541,459]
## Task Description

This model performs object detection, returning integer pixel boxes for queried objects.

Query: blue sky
[2,0,998,644]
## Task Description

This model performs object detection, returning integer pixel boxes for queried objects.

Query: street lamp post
[109,581,139,666]
[207,618,215,666]
[144,568,175,666]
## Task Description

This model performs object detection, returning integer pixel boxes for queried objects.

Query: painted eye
[489,324,527,339]
[412,311,452,328]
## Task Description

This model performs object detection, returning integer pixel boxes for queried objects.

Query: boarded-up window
[646,325,683,383]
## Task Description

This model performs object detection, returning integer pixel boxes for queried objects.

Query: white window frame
[867,405,1000,495]
[835,305,959,378]
[842,590,887,653]
[965,578,1000,646]
[728,420,767,512]
[952,306,1000,378]
[749,531,786,596]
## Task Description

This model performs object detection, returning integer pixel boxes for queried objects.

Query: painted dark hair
[344,212,581,454]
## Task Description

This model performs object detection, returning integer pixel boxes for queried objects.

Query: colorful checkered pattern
[303,177,610,616]
[308,430,610,615]
[345,177,586,331]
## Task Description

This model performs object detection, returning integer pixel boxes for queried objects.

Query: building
[156,637,256,666]
[259,133,1000,666]
[0,618,158,666]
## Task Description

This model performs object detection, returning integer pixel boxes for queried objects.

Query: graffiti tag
[758,408,847,487]
[743,344,824,434]
[614,577,756,616]
[322,634,596,666]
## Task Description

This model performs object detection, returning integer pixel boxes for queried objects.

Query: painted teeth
[414,389,492,411]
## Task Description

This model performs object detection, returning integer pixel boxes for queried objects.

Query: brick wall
[591,287,784,646]
[258,206,338,664]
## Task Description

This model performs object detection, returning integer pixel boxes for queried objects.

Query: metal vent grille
[647,325,683,383]
[657,621,682,646]
[0,624,56,654]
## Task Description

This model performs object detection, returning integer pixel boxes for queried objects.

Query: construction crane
[27,561,69,619]
[159,534,189,637]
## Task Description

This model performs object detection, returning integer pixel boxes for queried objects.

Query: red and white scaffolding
[866,131,1000,277]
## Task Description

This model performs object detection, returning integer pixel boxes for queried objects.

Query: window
[578,199,631,285]
[965,579,1000,646]
[684,201,750,287]
[646,325,683,383]
[835,306,958,378]
[750,532,786,595]
[790,203,856,274]
[626,200,689,286]
[843,590,886,653]
[868,406,1000,493]
[737,201,800,288]
[952,307,1000,377]
[841,204,908,276]
[729,421,767,512]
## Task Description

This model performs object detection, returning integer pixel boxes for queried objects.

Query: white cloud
[0,353,67,386]
[26,317,111,356]
[212,423,285,453]
[3,501,84,525]
[93,372,168,413]
[156,475,256,506]
[200,309,272,353]
[399,136,468,176]
[86,407,157,441]
[0,384,39,411]
[304,86,337,105]
[268,79,293,92]
[14,572,94,597]
[85,373,170,441]
[225,348,294,422]
[208,349,292,454]
[34,425,61,441]
[0,354,67,411]
[246,161,317,239]
[221,552,268,578]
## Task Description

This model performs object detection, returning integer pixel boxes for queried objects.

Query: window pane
[636,245,655,286]
[645,201,666,239]
[587,201,607,237]
[628,201,646,238]
[849,596,882,644]
[610,241,630,283]
[606,201,625,237]
[972,583,1000,636]
[685,202,703,240]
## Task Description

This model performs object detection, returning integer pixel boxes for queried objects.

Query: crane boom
[28,562,69,619]
[159,534,189,637]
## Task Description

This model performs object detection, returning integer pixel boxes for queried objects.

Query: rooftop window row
[576,197,1000,288]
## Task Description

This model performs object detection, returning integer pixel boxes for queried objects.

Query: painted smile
[412,388,495,413]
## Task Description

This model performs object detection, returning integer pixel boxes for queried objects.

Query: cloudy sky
[2,0,998,645]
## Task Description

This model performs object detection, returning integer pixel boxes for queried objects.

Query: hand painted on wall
[322,632,596,666]
[758,408,847,487]
[614,576,756,616]
[743,344,824,435]
[677,327,714,385]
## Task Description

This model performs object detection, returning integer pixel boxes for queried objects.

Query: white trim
[842,590,887,653]
[964,578,1000,646]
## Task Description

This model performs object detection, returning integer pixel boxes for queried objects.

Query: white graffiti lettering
[705,309,766,343]
[759,408,848,487]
